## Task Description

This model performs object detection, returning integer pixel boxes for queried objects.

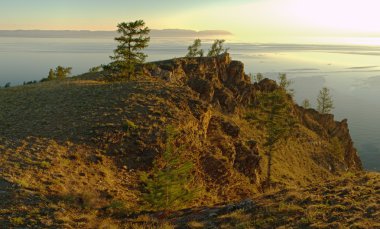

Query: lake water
[0,37,379,171]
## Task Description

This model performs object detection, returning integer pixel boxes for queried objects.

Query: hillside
[0,54,374,228]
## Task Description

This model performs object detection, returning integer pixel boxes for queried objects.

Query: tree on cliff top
[207,39,229,57]
[302,99,311,109]
[109,20,150,79]
[317,87,334,114]
[253,73,264,83]
[186,39,203,57]
[278,73,294,97]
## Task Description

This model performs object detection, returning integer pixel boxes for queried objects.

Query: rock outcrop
[295,106,362,170]
[145,53,257,113]
[0,54,364,227]
[145,53,362,173]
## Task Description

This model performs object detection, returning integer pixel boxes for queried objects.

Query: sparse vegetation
[41,66,72,82]
[278,73,294,97]
[9,217,24,226]
[56,66,72,79]
[23,80,38,85]
[140,126,195,211]
[253,73,264,83]
[123,119,138,132]
[207,39,229,57]
[89,66,102,73]
[317,87,334,114]
[258,87,295,188]
[0,39,371,228]
[186,39,203,57]
[329,137,345,159]
[302,99,310,109]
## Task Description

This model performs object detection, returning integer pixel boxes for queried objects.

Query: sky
[1,0,380,43]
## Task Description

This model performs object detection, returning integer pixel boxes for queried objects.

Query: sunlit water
[0,37,379,171]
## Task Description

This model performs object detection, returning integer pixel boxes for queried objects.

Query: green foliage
[89,66,102,73]
[258,88,296,187]
[186,39,204,57]
[207,39,229,57]
[107,200,128,215]
[56,66,72,79]
[140,126,195,211]
[302,99,310,109]
[10,217,24,226]
[123,119,137,132]
[317,87,334,114]
[4,82,11,88]
[278,73,294,97]
[260,89,295,146]
[23,80,38,85]
[42,66,72,82]
[254,73,264,83]
[48,69,55,80]
[109,20,150,79]
[40,161,51,169]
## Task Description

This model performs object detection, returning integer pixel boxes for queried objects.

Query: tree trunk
[265,145,274,190]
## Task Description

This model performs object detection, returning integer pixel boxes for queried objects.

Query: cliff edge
[0,54,365,227]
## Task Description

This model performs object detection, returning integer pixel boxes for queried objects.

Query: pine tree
[110,20,150,79]
[302,99,310,109]
[278,73,294,97]
[317,87,334,114]
[259,88,295,188]
[207,39,229,57]
[186,39,203,57]
[140,126,195,211]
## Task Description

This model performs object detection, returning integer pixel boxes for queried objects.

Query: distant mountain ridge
[0,29,232,38]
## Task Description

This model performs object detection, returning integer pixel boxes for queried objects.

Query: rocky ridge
[0,54,365,228]
[145,53,362,172]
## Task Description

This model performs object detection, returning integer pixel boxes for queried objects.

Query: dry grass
[0,74,375,227]
[168,172,380,228]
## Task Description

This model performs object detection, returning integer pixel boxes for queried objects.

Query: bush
[89,66,102,73]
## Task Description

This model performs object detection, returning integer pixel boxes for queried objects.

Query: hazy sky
[1,0,380,43]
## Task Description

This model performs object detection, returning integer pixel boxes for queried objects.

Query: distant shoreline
[0,29,233,39]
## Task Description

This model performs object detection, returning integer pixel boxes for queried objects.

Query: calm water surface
[0,37,379,171]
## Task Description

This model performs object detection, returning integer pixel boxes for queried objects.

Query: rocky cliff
[0,54,363,227]
[144,53,362,172]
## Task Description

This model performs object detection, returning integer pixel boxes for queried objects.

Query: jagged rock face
[256,79,362,172]
[145,54,257,113]
[145,54,362,173]
[334,120,362,170]
[206,116,261,184]
[296,106,362,171]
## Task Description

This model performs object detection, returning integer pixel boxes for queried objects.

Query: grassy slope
[0,76,377,228]
[170,172,380,228]
[0,77,218,227]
